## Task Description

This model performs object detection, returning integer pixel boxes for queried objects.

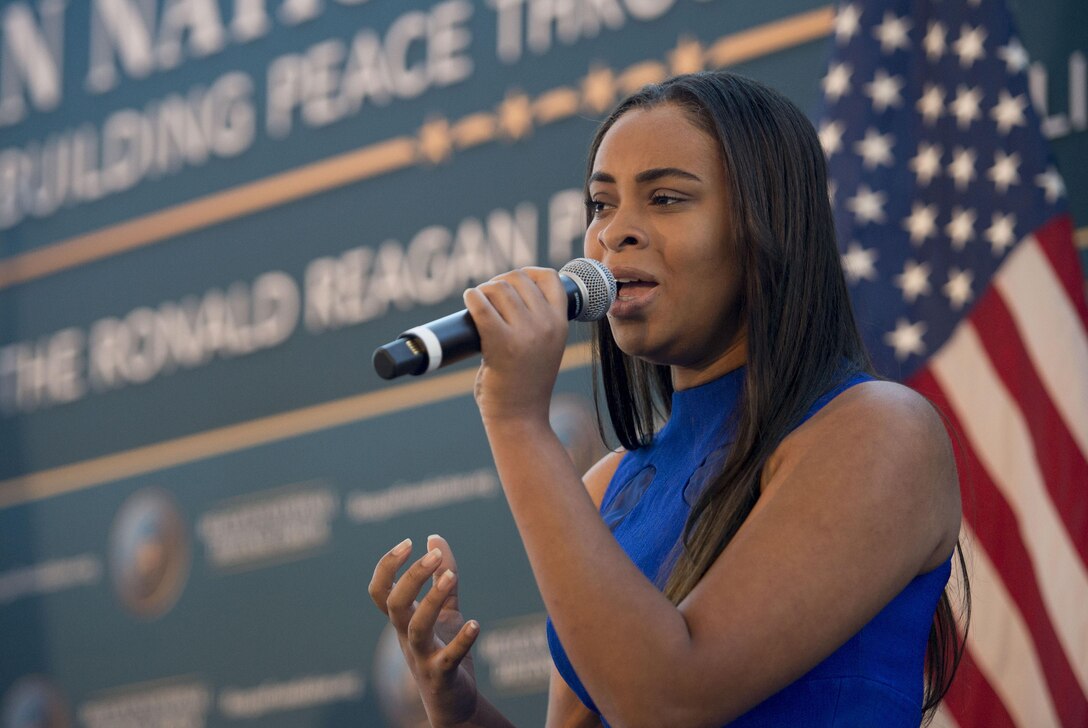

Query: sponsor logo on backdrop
[218,671,364,720]
[478,614,551,694]
[549,393,608,476]
[1,676,70,728]
[198,482,337,571]
[347,469,498,523]
[371,624,429,728]
[108,488,190,619]
[78,681,209,728]
[0,554,101,605]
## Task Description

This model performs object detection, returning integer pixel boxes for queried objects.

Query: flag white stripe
[958,524,1061,727]
[931,704,962,728]
[994,235,1088,461]
[931,321,1088,696]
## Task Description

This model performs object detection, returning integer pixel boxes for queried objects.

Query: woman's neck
[671,334,748,391]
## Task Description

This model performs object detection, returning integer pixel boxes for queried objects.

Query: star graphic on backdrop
[819,120,845,157]
[903,202,939,245]
[953,24,987,68]
[948,147,977,190]
[1036,166,1066,203]
[923,20,947,61]
[498,91,533,140]
[841,242,879,283]
[846,185,888,225]
[872,11,912,54]
[910,142,943,186]
[418,117,453,163]
[997,37,1030,73]
[946,206,978,250]
[854,128,895,169]
[985,212,1018,255]
[617,62,667,94]
[884,318,927,360]
[894,259,933,302]
[916,83,945,126]
[991,90,1028,135]
[582,67,616,114]
[823,62,853,103]
[943,267,975,309]
[834,3,862,44]
[532,90,580,124]
[988,150,1021,193]
[864,68,905,112]
[669,37,704,75]
[950,84,984,129]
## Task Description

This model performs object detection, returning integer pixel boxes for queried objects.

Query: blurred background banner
[0,1,1082,726]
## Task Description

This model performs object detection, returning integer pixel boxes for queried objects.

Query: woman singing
[369,71,968,727]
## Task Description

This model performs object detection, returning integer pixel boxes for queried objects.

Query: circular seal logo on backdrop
[371,624,428,728]
[1,676,70,728]
[549,394,607,476]
[109,488,190,619]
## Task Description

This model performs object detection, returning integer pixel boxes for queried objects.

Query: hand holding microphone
[373,259,616,379]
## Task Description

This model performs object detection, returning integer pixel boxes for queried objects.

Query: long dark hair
[586,72,968,720]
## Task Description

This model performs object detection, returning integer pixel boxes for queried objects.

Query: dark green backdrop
[0,0,1083,725]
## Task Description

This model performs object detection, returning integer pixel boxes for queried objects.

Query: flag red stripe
[911,368,1088,727]
[1033,214,1088,331]
[943,643,1018,728]
[970,286,1088,565]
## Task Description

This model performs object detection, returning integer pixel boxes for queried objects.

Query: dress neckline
[664,367,745,442]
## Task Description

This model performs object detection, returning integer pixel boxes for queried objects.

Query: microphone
[372,258,616,380]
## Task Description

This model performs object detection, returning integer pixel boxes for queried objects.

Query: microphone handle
[372,275,584,380]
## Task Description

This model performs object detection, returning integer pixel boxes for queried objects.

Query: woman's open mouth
[610,276,659,317]
[616,279,658,301]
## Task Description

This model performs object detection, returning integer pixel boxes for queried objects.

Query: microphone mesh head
[560,258,616,321]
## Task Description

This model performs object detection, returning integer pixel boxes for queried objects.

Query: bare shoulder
[582,449,626,509]
[672,382,961,716]
[767,380,960,567]
[791,380,951,459]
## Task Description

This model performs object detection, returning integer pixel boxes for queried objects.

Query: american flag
[817,1,1088,726]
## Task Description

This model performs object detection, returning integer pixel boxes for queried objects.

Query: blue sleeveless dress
[546,368,950,726]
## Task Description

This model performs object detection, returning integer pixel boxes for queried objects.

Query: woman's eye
[651,193,683,206]
[586,198,609,215]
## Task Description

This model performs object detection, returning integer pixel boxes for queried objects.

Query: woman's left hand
[462,268,570,425]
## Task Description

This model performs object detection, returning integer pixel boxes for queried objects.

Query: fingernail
[466,620,479,635]
[437,569,456,589]
[392,538,411,556]
[421,548,442,568]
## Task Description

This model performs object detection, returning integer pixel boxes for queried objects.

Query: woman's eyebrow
[588,168,703,185]
[635,167,702,183]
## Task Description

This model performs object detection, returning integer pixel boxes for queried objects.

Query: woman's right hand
[369,534,482,727]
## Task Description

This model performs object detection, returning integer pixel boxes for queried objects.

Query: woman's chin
[610,330,670,366]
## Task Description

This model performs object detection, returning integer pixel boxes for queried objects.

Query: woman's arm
[464,269,961,728]
[543,450,621,728]
[486,381,958,727]
[547,664,605,728]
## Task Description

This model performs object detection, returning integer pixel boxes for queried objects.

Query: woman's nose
[594,209,647,251]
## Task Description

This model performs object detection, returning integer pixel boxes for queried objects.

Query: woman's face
[585,103,746,387]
